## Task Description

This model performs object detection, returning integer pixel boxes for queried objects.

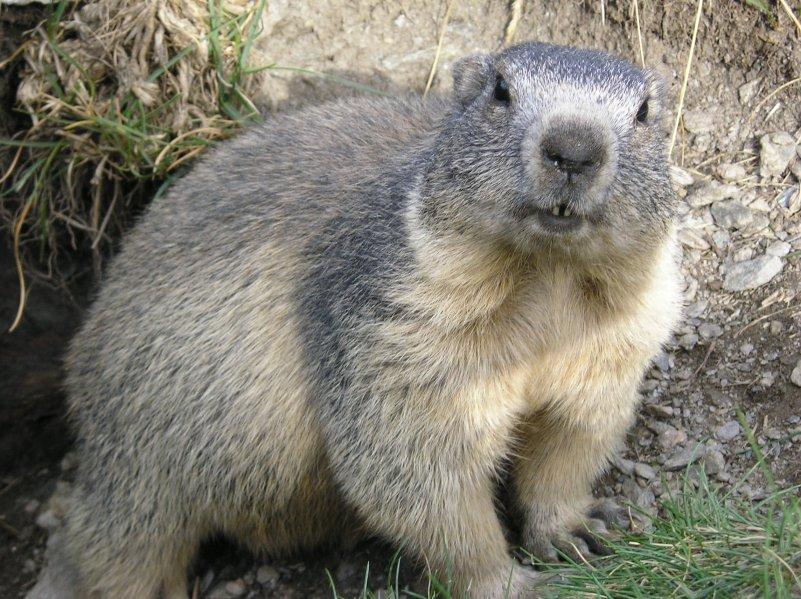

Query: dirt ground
[1,0,800,597]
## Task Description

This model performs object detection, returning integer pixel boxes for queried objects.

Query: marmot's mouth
[550,203,574,218]
[533,203,584,233]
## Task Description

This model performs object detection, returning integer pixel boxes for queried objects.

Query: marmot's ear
[643,68,666,116]
[643,67,668,131]
[452,54,493,107]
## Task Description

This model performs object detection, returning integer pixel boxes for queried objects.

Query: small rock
[723,255,784,291]
[760,132,796,177]
[738,78,761,104]
[710,200,753,229]
[622,478,657,510]
[612,455,635,476]
[703,449,726,475]
[634,463,656,480]
[749,197,771,212]
[711,229,731,249]
[657,426,687,450]
[717,163,747,181]
[644,403,674,418]
[678,333,699,351]
[224,579,247,597]
[670,165,695,187]
[652,352,672,373]
[687,182,738,208]
[732,247,754,263]
[698,323,723,340]
[256,566,279,586]
[664,444,705,471]
[779,185,800,215]
[769,320,783,335]
[35,510,61,531]
[740,343,754,356]
[683,110,716,134]
[23,499,40,515]
[766,240,791,257]
[206,583,230,599]
[791,360,801,387]
[715,421,741,442]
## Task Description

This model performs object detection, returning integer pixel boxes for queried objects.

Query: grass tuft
[0,0,268,330]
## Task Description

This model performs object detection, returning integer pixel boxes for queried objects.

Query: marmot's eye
[493,75,511,105]
[635,99,649,124]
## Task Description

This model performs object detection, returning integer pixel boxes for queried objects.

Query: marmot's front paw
[521,499,631,563]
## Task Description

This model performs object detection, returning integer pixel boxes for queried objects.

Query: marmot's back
[66,96,447,425]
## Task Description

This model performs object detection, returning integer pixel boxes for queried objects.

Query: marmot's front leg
[513,406,634,563]
[321,388,540,597]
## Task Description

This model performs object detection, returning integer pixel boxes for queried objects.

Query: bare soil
[1,1,799,597]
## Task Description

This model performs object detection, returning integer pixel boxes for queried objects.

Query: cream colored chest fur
[461,237,683,437]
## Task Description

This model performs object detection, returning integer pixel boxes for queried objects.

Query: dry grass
[1,0,268,330]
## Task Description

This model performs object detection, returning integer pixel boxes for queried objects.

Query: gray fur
[34,42,681,599]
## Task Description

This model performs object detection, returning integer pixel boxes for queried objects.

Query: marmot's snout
[534,116,616,214]
[540,120,607,183]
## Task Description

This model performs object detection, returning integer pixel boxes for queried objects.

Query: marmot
[34,42,682,598]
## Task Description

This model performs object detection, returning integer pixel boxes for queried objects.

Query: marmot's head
[418,42,675,264]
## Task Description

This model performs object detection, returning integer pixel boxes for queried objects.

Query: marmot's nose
[540,121,607,180]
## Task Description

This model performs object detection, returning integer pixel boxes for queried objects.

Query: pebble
[738,78,761,104]
[711,228,731,249]
[722,255,784,291]
[760,132,797,177]
[35,509,61,530]
[622,478,657,510]
[224,579,247,597]
[710,200,753,229]
[779,185,800,214]
[703,449,726,475]
[717,163,747,181]
[715,420,742,442]
[683,110,716,134]
[766,240,791,257]
[791,360,801,387]
[612,455,635,476]
[698,323,723,340]
[664,444,705,471]
[634,462,656,480]
[644,403,674,419]
[670,165,695,187]
[657,425,687,450]
[256,565,280,586]
[687,181,738,208]
[678,333,699,350]
[732,247,754,263]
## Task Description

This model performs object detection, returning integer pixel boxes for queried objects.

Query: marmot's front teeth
[563,206,573,217]
[551,206,560,216]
